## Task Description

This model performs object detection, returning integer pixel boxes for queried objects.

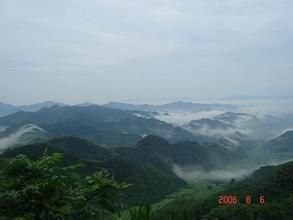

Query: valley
[2,1,293,218]
[0,100,292,219]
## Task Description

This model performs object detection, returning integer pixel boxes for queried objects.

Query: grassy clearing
[151,180,226,212]
[109,180,226,219]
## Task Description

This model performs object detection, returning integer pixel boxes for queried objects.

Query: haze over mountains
[0,102,292,210]
[0,101,66,117]
[1,100,293,153]
[0,101,293,184]
[0,99,293,218]
[0,100,292,180]
[1,0,293,217]
[104,101,237,112]
[264,130,293,153]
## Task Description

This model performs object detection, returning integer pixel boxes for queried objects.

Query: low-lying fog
[154,110,226,126]
[155,98,293,124]
[173,158,293,182]
[152,98,293,142]
[0,124,44,153]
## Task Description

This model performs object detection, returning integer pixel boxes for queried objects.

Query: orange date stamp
[218,195,265,205]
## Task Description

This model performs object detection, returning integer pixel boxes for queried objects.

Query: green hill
[0,105,202,145]
[264,130,293,153]
[1,136,186,204]
[136,135,245,167]
[152,161,293,219]
[1,134,247,205]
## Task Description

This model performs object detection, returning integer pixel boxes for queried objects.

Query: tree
[230,178,236,184]
[0,151,129,219]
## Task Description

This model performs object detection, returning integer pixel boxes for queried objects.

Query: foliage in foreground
[0,151,129,219]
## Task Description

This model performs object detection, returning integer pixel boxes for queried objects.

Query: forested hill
[1,134,245,204]
[1,136,185,204]
[206,161,293,219]
[0,105,207,145]
[264,130,293,153]
[153,161,293,219]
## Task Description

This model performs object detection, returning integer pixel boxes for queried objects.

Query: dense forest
[1,134,292,219]
[0,104,292,219]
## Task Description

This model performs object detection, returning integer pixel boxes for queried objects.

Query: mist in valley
[173,157,293,182]
[167,98,293,182]
[0,124,45,153]
[153,98,293,145]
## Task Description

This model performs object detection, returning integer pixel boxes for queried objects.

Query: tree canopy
[0,150,129,219]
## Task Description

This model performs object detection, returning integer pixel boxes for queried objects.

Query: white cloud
[0,124,45,153]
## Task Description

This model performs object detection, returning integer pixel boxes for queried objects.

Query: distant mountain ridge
[0,105,206,147]
[17,101,67,112]
[0,103,18,117]
[264,130,293,153]
[0,101,237,118]
[0,101,66,117]
[183,111,286,149]
[104,101,237,112]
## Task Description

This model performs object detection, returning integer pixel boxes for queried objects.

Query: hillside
[0,124,47,153]
[0,105,200,145]
[0,101,66,117]
[0,103,19,117]
[115,135,245,169]
[1,134,248,205]
[152,161,293,219]
[264,130,293,153]
[1,136,186,204]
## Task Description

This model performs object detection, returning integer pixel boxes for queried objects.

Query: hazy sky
[0,0,293,105]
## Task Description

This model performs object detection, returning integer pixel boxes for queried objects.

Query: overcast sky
[0,0,292,105]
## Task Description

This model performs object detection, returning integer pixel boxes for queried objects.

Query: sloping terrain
[264,130,293,153]
[1,134,247,204]
[0,101,66,117]
[1,136,186,204]
[152,161,293,219]
[0,105,200,145]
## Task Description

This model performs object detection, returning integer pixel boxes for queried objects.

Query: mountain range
[0,101,66,117]
[0,101,238,118]
[182,111,293,149]
[104,101,237,112]
[1,134,246,204]
[0,100,292,219]
[264,130,293,153]
[0,105,211,150]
